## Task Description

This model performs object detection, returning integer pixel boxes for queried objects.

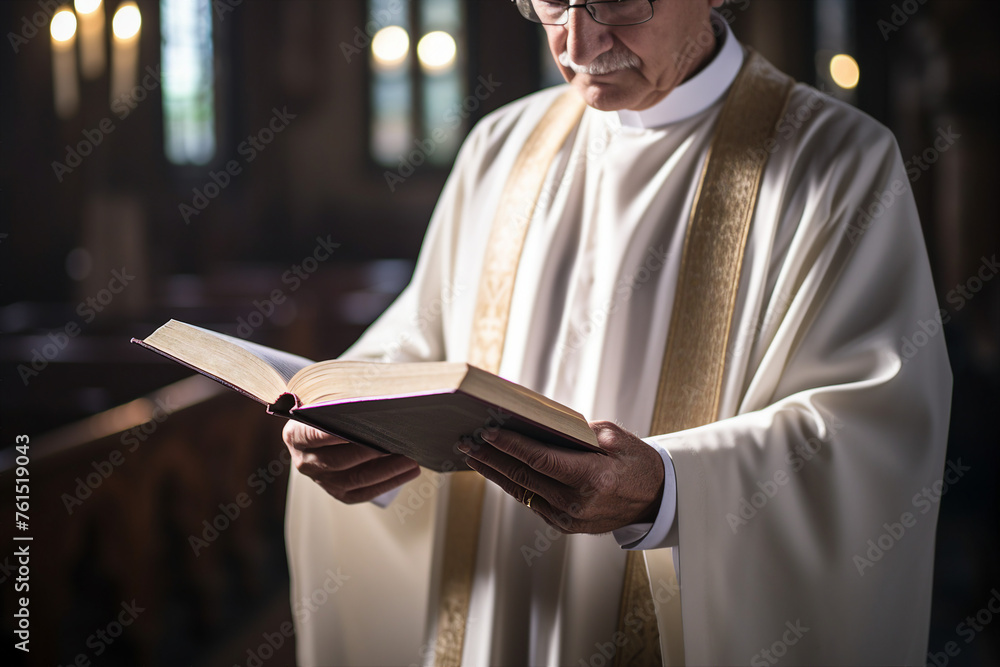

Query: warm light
[112,2,142,40]
[830,53,860,90]
[50,10,78,42]
[75,0,103,14]
[372,26,409,67]
[417,31,457,71]
[77,0,107,80]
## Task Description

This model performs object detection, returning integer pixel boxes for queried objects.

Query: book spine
[266,392,300,417]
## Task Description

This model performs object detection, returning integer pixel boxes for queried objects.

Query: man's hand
[283,421,421,504]
[460,420,665,534]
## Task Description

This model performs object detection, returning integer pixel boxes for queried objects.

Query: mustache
[558,47,640,75]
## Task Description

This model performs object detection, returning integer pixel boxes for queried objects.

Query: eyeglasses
[513,0,657,27]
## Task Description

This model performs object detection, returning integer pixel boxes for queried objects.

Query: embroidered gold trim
[614,50,795,667]
[433,90,586,666]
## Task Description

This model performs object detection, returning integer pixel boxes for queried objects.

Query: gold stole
[432,91,587,667]
[614,50,794,667]
[433,50,794,666]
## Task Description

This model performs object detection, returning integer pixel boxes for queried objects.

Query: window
[161,0,216,165]
[369,0,464,168]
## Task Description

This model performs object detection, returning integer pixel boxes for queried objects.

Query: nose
[564,3,614,66]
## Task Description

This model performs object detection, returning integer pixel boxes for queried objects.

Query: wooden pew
[1,375,297,666]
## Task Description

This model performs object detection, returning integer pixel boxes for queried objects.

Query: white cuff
[612,439,678,550]
[371,487,402,508]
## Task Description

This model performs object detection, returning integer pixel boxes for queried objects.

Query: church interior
[1,0,997,664]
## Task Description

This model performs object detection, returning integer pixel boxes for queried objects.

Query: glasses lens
[516,0,652,26]
[520,0,567,25]
[590,0,652,26]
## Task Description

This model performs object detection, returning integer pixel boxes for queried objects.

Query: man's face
[542,0,725,111]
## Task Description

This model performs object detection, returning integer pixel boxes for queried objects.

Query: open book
[132,320,601,472]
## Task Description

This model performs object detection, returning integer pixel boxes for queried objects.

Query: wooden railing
[1,376,297,666]
[1,262,414,665]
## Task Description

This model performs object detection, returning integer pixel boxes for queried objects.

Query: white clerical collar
[616,12,744,129]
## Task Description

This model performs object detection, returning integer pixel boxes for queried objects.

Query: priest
[284,0,952,665]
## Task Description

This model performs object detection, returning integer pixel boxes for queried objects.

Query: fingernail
[457,442,470,453]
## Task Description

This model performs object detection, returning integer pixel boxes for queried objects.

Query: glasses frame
[513,0,658,27]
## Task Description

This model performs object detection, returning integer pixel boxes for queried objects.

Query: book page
[198,326,315,385]
[139,320,315,403]
[288,360,469,406]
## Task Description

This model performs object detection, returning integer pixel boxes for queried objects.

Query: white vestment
[286,17,951,667]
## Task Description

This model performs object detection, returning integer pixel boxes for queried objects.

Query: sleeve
[643,109,952,664]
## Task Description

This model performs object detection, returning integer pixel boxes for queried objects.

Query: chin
[572,79,640,112]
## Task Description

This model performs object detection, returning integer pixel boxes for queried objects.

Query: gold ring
[524,491,535,508]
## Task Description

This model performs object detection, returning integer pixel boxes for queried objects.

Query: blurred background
[1,0,997,665]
